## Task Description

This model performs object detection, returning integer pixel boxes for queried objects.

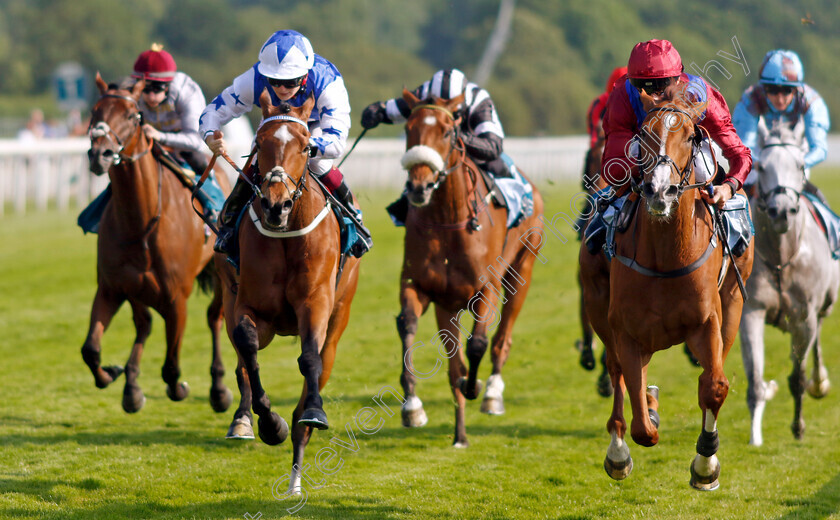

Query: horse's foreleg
[397,286,430,428]
[431,305,468,447]
[208,276,233,413]
[161,296,190,401]
[225,355,254,440]
[738,306,776,446]
[690,319,728,491]
[806,319,830,399]
[233,314,288,446]
[296,302,331,430]
[81,287,126,389]
[618,338,657,448]
[121,301,152,413]
[604,345,631,480]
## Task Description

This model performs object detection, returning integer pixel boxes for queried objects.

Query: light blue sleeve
[803,95,830,169]
[731,94,759,163]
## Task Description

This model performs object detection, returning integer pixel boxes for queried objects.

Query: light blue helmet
[758,49,804,87]
[257,30,314,80]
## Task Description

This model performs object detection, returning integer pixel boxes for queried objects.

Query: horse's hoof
[597,373,614,398]
[791,419,805,440]
[457,377,484,400]
[122,386,145,414]
[452,439,469,449]
[689,457,721,491]
[604,455,633,480]
[480,397,505,415]
[299,408,329,430]
[97,365,125,388]
[806,376,830,399]
[226,416,255,440]
[576,340,596,371]
[210,386,234,413]
[401,397,428,428]
[166,381,190,401]
[258,412,289,445]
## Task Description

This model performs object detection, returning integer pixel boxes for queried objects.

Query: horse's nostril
[666,186,679,197]
[282,199,293,213]
[642,183,654,197]
[767,207,778,219]
[102,149,114,158]
[790,206,799,215]
[425,182,435,192]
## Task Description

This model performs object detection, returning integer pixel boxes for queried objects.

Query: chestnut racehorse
[396,89,544,447]
[216,91,360,494]
[579,90,753,489]
[82,73,233,414]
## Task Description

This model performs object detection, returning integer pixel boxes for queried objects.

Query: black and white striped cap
[428,69,467,100]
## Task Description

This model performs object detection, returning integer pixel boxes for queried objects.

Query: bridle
[755,142,805,213]
[89,93,150,164]
[407,103,467,190]
[255,113,313,203]
[634,106,709,198]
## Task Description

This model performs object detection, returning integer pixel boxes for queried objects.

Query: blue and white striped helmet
[429,69,467,100]
[257,30,315,80]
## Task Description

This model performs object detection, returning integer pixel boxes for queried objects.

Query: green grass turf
[1,169,840,519]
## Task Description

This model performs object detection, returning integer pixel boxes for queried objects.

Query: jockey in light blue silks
[733,49,831,204]
[200,30,372,258]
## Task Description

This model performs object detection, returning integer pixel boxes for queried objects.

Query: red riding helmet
[133,43,177,82]
[605,66,628,94]
[627,39,683,79]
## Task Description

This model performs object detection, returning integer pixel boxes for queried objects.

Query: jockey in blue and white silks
[199,30,371,258]
[733,49,830,191]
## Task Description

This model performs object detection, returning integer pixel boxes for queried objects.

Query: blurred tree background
[0,0,837,136]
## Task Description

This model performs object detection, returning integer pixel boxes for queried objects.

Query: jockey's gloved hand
[361,102,386,129]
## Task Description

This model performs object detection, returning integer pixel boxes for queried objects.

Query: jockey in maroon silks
[586,66,627,149]
[600,39,751,207]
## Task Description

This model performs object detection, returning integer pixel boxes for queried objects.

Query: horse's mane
[764,118,802,147]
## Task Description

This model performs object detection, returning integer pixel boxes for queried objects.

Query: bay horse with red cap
[216,90,360,494]
[579,88,754,489]
[396,89,544,447]
[82,73,233,413]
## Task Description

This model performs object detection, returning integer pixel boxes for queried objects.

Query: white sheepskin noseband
[401,145,445,172]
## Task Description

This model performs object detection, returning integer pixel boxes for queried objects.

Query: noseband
[634,106,707,197]
[405,104,465,190]
[89,93,147,164]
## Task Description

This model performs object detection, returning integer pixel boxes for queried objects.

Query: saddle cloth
[494,153,534,228]
[803,192,840,260]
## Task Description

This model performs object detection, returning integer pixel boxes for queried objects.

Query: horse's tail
[196,263,215,295]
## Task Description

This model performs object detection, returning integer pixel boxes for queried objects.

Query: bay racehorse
[216,90,360,494]
[82,73,233,413]
[739,119,838,446]
[575,133,614,397]
[396,89,544,447]
[579,89,754,489]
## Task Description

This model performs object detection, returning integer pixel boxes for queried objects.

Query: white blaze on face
[650,114,675,194]
[273,124,294,146]
[423,115,436,126]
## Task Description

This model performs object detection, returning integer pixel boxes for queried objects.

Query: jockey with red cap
[132,44,211,193]
[601,39,751,207]
[586,66,627,149]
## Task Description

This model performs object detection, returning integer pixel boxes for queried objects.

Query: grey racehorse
[739,119,839,446]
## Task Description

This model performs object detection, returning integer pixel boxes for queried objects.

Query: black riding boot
[333,181,373,257]
[214,178,251,255]
[804,180,830,206]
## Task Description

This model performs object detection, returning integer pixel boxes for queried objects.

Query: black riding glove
[361,102,387,129]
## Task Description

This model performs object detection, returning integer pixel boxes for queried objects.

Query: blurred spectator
[17,108,46,140]
[66,109,89,137]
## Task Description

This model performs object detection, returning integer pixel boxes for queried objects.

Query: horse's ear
[448,92,466,115]
[299,92,316,120]
[402,87,419,109]
[639,89,657,112]
[259,88,273,118]
[129,78,145,99]
[95,72,108,95]
[756,116,769,146]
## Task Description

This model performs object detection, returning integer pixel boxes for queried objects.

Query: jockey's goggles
[142,81,168,94]
[630,76,677,96]
[764,84,795,96]
[268,76,304,89]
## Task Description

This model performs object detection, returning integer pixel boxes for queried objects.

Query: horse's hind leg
[233,315,288,446]
[806,322,830,399]
[160,296,190,401]
[81,287,126,389]
[576,269,596,371]
[603,346,631,480]
[789,322,819,440]
[208,276,233,413]
[122,301,152,413]
[397,286,431,428]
